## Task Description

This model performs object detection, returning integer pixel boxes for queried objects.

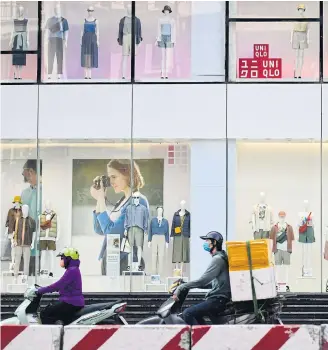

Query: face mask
[203,242,211,252]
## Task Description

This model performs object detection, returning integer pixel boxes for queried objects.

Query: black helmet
[200,231,224,250]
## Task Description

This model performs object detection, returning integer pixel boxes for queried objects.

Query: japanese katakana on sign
[238,44,282,79]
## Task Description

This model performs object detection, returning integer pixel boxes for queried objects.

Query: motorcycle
[137,279,284,325]
[0,285,128,326]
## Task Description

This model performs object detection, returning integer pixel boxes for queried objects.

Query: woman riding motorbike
[36,247,85,325]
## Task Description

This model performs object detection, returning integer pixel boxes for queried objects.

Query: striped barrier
[0,324,326,349]
[62,325,190,350]
[0,325,62,350]
[190,325,321,350]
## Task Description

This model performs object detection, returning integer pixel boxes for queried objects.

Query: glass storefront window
[135,1,225,82]
[41,1,132,82]
[229,22,320,81]
[233,141,322,292]
[230,1,320,19]
[1,54,37,82]
[1,1,38,51]
[0,1,38,82]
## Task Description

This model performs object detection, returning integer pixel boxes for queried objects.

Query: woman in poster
[90,159,149,275]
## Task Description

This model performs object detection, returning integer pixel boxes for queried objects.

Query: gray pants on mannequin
[14,246,31,277]
[152,235,165,275]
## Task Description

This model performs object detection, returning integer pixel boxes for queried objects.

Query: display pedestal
[7,282,28,293]
[145,283,167,292]
[123,271,145,292]
[1,271,24,293]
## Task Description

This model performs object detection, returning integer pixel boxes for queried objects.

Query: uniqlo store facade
[1,1,328,294]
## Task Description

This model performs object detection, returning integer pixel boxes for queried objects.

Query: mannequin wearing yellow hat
[291,4,309,79]
[269,211,294,292]
[5,196,23,271]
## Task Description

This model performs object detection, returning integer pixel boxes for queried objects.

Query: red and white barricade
[0,325,62,350]
[63,325,190,350]
[190,325,321,350]
[322,324,328,350]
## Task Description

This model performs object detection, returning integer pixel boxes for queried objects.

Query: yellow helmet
[57,247,79,260]
[297,4,306,11]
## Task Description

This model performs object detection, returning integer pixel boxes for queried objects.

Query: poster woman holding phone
[90,159,149,275]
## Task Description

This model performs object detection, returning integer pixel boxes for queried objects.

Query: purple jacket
[38,259,84,307]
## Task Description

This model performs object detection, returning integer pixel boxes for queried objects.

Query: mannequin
[81,6,99,79]
[171,200,191,276]
[269,211,294,292]
[250,192,273,239]
[156,5,176,79]
[40,200,60,277]
[324,226,328,261]
[291,4,309,79]
[45,4,69,80]
[148,206,169,275]
[9,5,29,80]
[5,196,23,271]
[124,192,149,271]
[118,3,142,79]
[298,200,314,277]
[13,204,36,283]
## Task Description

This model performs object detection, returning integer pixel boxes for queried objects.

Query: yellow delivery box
[226,239,277,302]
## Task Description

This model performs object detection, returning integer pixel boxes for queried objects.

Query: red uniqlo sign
[238,44,282,79]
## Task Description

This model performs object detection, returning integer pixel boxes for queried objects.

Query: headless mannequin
[46,4,69,80]
[156,8,175,79]
[14,205,36,283]
[148,207,169,275]
[5,200,22,271]
[40,200,60,277]
[171,200,186,275]
[298,199,314,277]
[274,213,291,292]
[81,6,99,79]
[121,4,132,80]
[124,191,145,270]
[291,5,309,79]
[9,6,29,80]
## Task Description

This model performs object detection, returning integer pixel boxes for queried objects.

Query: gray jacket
[175,251,231,300]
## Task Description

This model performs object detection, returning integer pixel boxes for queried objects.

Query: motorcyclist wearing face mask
[173,231,231,325]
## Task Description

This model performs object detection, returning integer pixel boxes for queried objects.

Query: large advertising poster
[72,158,164,275]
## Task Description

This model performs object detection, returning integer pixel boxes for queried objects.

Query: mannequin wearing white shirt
[250,192,273,239]
[148,207,169,275]
[298,200,314,277]
[291,4,309,79]
[40,200,60,277]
